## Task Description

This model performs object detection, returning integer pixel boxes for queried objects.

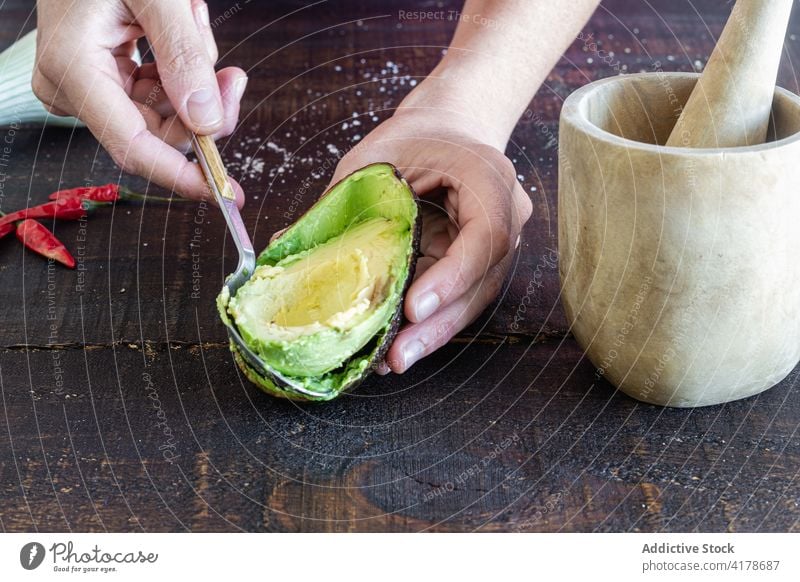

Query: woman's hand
[330,106,532,373]
[328,0,599,372]
[34,0,247,203]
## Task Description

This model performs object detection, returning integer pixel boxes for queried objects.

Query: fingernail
[401,339,426,371]
[374,361,390,375]
[414,291,440,321]
[187,88,223,130]
[196,3,210,27]
[234,76,248,101]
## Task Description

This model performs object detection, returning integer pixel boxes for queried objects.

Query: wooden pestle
[666,0,794,148]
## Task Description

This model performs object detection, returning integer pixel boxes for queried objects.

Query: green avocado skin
[217,163,420,402]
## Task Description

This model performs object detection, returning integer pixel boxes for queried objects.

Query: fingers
[418,200,454,259]
[269,227,288,244]
[386,155,532,373]
[36,47,245,203]
[31,70,74,114]
[212,66,248,135]
[111,40,139,59]
[380,170,531,374]
[413,255,437,281]
[53,62,208,201]
[385,253,512,373]
[130,0,223,134]
[191,0,218,62]
[43,103,71,117]
[33,0,246,206]
[404,159,518,324]
[135,67,247,152]
[114,55,139,95]
[132,63,246,116]
[131,77,176,118]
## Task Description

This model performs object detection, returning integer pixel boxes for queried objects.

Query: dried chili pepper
[49,183,119,202]
[1,208,76,268]
[48,183,184,203]
[0,221,15,240]
[15,219,76,268]
[3,180,174,270]
[0,197,103,226]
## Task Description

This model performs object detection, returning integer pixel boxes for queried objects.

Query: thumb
[132,0,224,134]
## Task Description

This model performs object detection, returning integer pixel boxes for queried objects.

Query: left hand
[330,107,532,373]
[34,0,247,204]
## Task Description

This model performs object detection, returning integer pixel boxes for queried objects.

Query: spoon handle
[192,133,237,201]
[191,133,255,280]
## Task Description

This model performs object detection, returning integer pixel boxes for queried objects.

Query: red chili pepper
[15,219,76,268]
[0,221,15,240]
[48,183,186,203]
[0,197,99,226]
[49,183,120,203]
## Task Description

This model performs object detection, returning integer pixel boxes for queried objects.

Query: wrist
[397,55,522,150]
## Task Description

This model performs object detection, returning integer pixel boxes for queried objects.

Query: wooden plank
[2,0,800,534]
[1,340,798,532]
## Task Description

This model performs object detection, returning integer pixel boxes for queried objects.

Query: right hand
[34,0,247,204]
[329,107,532,374]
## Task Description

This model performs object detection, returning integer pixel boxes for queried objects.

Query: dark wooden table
[1,0,799,533]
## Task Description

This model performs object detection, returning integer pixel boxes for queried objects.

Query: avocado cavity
[228,217,408,377]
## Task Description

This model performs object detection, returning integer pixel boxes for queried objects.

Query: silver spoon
[190,135,265,371]
[191,134,324,399]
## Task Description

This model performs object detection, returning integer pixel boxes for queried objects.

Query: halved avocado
[217,163,420,401]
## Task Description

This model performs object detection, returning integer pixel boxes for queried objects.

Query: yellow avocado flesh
[236,218,395,337]
[228,217,407,376]
[269,248,372,329]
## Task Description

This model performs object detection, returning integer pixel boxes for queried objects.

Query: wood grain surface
[1,0,799,532]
